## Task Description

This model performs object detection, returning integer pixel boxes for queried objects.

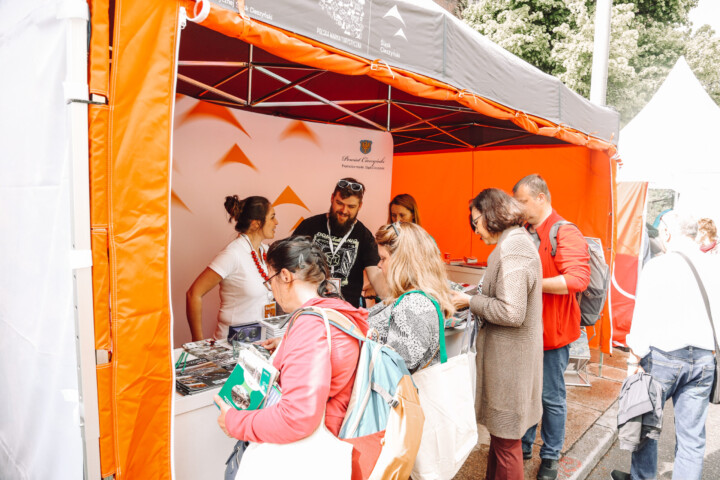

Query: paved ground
[587,400,720,480]
[453,348,630,480]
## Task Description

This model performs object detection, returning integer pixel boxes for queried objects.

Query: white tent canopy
[618,57,720,221]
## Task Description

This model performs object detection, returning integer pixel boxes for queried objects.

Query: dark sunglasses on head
[386,222,401,236]
[337,180,364,192]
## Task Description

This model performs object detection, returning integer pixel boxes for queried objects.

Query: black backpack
[534,221,611,327]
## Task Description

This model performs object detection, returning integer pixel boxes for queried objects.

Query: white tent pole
[590,0,613,366]
[61,0,101,478]
[590,0,612,105]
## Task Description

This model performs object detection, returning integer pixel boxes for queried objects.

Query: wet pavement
[453,348,630,480]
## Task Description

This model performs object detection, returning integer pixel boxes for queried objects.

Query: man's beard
[328,208,356,237]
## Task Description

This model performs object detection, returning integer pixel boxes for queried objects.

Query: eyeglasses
[263,271,281,291]
[386,222,401,236]
[470,213,482,230]
[337,180,364,192]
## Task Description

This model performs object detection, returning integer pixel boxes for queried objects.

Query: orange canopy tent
[83,1,619,478]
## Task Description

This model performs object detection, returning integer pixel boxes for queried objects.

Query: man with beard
[293,178,388,307]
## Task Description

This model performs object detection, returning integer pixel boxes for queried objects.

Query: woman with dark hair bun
[186,195,278,341]
[214,236,369,451]
[452,188,543,480]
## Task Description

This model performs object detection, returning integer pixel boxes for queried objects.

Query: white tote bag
[409,299,478,480]
[236,309,353,480]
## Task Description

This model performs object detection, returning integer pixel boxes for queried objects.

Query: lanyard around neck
[326,218,355,275]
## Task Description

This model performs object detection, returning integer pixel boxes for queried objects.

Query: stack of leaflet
[260,314,291,339]
[175,357,231,395]
[182,339,236,371]
[446,281,480,329]
[448,280,481,293]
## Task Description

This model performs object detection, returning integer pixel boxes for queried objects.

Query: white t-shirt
[208,235,272,340]
[627,243,720,358]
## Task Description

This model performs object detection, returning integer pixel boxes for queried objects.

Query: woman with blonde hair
[697,217,720,254]
[368,222,454,372]
[387,193,421,225]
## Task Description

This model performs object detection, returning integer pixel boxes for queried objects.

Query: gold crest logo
[359,140,372,154]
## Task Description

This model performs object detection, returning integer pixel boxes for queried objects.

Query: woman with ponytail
[214,236,369,447]
[186,195,278,341]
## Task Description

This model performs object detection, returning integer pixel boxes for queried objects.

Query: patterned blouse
[368,292,441,373]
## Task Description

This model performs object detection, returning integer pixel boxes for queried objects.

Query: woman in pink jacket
[214,236,369,454]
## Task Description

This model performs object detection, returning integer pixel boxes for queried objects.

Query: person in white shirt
[186,195,278,341]
[611,211,720,480]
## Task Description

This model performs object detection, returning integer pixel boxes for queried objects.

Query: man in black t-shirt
[293,178,388,307]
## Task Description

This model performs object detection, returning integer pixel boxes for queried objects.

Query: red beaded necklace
[251,249,269,282]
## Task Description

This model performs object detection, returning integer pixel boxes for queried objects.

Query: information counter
[174,350,236,480]
[445,263,486,285]
[173,317,474,479]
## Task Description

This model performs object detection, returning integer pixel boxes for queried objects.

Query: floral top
[368,292,440,373]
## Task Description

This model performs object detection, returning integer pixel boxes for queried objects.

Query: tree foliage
[462,0,718,125]
[686,25,720,105]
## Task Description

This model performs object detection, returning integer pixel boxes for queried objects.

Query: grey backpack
[548,221,610,327]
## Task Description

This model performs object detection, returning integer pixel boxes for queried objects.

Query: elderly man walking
[611,211,720,480]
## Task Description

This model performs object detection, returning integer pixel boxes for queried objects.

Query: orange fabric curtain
[91,1,180,478]
[88,0,114,474]
[392,145,616,353]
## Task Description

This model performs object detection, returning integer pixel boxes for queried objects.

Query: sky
[689,0,720,33]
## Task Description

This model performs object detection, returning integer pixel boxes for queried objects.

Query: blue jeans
[522,345,569,460]
[630,347,715,480]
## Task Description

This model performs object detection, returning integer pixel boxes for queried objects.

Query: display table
[174,349,236,480]
[445,263,486,285]
[173,320,473,479]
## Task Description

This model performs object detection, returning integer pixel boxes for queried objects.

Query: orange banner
[611,182,648,346]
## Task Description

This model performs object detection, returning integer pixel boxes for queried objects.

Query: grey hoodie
[617,372,664,451]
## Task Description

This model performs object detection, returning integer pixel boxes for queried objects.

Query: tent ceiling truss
[176,23,569,153]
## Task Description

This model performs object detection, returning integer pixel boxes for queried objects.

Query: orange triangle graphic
[180,102,251,137]
[291,217,306,231]
[273,186,310,211]
[172,158,180,174]
[171,190,191,213]
[215,144,257,171]
[279,121,319,145]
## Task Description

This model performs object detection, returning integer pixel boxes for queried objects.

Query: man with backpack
[513,174,591,480]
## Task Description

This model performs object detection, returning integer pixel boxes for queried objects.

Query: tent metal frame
[176,58,533,150]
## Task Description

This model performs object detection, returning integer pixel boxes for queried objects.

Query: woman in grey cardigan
[453,188,543,480]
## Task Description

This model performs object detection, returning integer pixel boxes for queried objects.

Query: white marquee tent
[618,56,720,221]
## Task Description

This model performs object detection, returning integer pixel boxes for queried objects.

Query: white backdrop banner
[171,96,393,344]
